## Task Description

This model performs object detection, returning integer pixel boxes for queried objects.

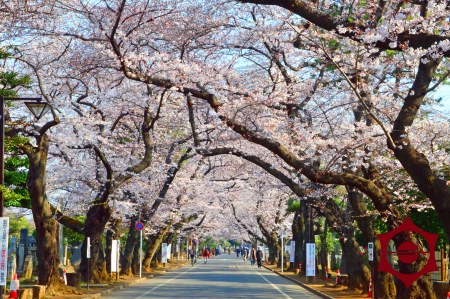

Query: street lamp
[0,96,52,217]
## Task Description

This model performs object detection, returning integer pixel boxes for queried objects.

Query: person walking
[256,248,263,268]
[250,247,256,266]
[190,247,196,266]
[242,247,247,263]
[202,247,209,264]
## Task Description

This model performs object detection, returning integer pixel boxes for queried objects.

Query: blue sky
[436,85,450,115]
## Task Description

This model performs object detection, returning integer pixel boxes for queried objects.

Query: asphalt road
[103,254,322,299]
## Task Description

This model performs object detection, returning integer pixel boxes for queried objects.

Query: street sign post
[86,237,91,289]
[135,222,144,278]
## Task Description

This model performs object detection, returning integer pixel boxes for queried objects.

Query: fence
[430,250,449,281]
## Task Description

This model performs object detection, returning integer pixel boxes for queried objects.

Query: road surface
[103,254,322,299]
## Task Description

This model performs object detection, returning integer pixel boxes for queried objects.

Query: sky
[436,85,450,115]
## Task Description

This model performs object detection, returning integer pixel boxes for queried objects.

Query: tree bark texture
[79,202,112,282]
[26,133,64,291]
[120,216,139,275]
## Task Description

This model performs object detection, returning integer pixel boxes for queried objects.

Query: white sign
[0,217,9,286]
[162,243,168,263]
[167,244,172,260]
[86,237,91,258]
[111,240,120,272]
[368,242,374,261]
[306,243,315,277]
[290,241,295,263]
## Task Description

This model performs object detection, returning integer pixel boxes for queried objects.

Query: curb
[263,265,334,299]
[80,277,148,299]
[79,263,186,299]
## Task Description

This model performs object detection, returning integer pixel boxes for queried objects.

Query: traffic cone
[9,273,19,299]
[367,277,373,298]
[447,291,450,299]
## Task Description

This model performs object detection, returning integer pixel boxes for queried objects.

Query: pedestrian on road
[202,247,209,264]
[242,247,247,263]
[190,248,196,266]
[236,248,240,258]
[250,247,256,266]
[256,248,263,268]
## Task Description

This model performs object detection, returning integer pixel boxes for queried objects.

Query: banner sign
[306,243,315,277]
[0,217,9,286]
[290,241,295,262]
[162,243,168,263]
[368,242,374,261]
[86,237,91,258]
[167,244,171,260]
[111,240,120,272]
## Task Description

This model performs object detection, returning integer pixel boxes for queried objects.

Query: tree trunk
[319,221,328,279]
[347,187,396,297]
[79,202,112,282]
[393,233,436,299]
[120,217,139,275]
[142,224,171,270]
[27,135,64,291]
[131,240,140,274]
[340,236,370,290]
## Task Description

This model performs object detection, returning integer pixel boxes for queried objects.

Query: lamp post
[0,96,52,217]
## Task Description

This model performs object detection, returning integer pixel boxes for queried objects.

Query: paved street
[103,255,321,299]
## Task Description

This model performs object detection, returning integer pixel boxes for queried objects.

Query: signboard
[167,244,171,260]
[290,241,295,263]
[111,240,120,272]
[86,237,91,258]
[368,242,374,261]
[306,243,315,277]
[135,221,144,231]
[162,243,168,263]
[0,217,9,286]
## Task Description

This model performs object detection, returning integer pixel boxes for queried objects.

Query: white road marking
[135,266,196,299]
[252,267,293,299]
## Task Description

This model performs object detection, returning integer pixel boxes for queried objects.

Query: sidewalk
[263,264,366,299]
[43,260,187,299]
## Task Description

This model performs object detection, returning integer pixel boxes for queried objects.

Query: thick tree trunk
[79,202,112,282]
[347,187,396,297]
[340,236,370,290]
[142,224,171,270]
[120,217,139,275]
[27,135,64,291]
[393,233,436,299]
[319,222,328,279]
[131,240,140,274]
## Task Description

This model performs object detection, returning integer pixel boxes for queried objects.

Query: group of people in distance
[236,246,263,268]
